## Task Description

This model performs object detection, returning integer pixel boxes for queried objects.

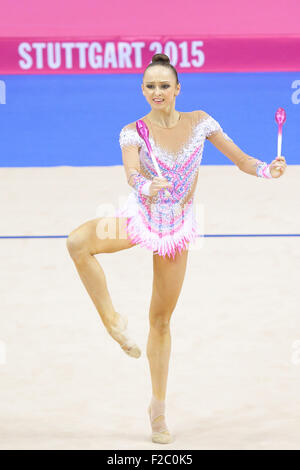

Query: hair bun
[151,53,170,64]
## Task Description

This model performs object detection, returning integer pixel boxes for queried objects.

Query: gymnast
[66,53,287,444]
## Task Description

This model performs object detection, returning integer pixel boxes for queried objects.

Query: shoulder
[122,121,137,130]
[119,121,137,133]
[193,110,223,128]
[119,120,142,149]
[191,110,226,140]
[192,110,210,122]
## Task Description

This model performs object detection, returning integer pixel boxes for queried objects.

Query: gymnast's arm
[206,130,261,176]
[120,142,152,196]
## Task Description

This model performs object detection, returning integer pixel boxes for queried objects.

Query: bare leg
[66,216,136,330]
[146,248,189,441]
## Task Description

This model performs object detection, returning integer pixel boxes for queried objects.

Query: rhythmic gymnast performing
[66,53,287,444]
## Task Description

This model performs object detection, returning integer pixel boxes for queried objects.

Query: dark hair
[143,53,179,85]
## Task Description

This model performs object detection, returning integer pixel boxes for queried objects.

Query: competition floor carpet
[1,164,299,450]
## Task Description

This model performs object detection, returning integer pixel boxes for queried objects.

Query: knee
[66,231,87,259]
[150,313,171,334]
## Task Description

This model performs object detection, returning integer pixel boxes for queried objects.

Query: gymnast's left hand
[269,156,287,178]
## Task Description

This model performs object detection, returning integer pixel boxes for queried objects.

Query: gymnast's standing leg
[147,247,189,443]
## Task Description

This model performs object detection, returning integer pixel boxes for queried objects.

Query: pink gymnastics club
[275,107,286,157]
[136,120,171,198]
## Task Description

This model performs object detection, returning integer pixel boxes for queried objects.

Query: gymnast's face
[141,65,180,110]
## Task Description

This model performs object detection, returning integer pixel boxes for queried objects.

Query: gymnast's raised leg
[66,216,140,357]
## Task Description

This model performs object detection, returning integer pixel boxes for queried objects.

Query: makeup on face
[145,81,171,103]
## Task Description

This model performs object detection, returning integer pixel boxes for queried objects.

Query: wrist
[256,161,273,179]
[263,164,272,178]
[141,180,152,196]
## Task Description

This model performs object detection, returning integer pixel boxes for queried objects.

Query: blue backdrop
[0,72,298,167]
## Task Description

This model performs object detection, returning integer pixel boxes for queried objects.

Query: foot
[148,396,173,444]
[107,313,141,359]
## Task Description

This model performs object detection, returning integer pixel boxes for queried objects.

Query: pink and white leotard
[116,110,233,259]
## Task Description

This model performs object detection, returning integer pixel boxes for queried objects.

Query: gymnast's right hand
[149,177,173,197]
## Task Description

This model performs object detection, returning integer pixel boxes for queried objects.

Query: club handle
[277,131,282,157]
[149,150,170,199]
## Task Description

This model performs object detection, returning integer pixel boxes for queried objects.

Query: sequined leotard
[116,110,233,259]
